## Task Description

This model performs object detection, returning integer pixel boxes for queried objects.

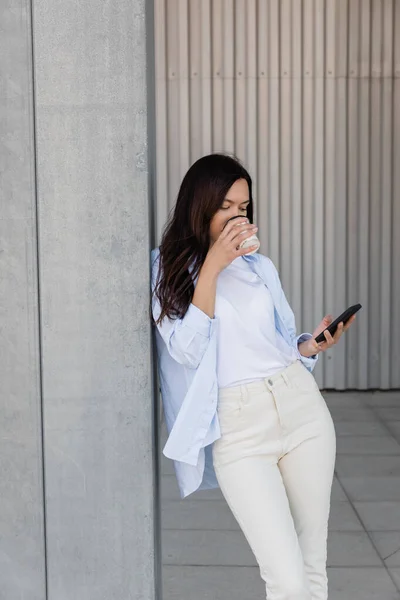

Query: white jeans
[212,360,336,600]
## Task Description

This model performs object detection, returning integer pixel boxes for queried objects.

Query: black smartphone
[314,303,362,344]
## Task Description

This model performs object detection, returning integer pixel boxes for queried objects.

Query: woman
[151,154,356,600]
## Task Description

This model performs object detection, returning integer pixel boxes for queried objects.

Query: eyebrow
[223,199,250,204]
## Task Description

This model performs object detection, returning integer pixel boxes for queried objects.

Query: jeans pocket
[217,391,243,431]
[291,366,320,394]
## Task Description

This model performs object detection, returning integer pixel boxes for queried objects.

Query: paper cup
[225,216,260,255]
[239,234,260,255]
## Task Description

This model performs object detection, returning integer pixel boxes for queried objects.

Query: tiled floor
[160,391,400,599]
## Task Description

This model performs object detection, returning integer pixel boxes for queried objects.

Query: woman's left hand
[298,314,357,358]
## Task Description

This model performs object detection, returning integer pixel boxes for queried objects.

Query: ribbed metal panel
[153,0,400,390]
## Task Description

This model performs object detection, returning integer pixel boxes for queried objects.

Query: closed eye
[221,206,248,211]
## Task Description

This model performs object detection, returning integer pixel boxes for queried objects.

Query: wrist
[298,340,317,359]
[201,257,221,280]
[298,341,307,357]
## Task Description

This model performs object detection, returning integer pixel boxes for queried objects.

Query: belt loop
[240,383,245,406]
[282,371,290,387]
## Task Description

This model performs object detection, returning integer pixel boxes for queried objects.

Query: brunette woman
[151,153,356,600]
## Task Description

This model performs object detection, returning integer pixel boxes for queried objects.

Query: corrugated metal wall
[153,0,400,390]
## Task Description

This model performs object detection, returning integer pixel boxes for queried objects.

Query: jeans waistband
[218,359,304,399]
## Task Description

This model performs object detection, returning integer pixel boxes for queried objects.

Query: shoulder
[150,247,161,290]
[151,246,160,263]
[252,251,276,271]
[253,252,281,283]
[151,247,161,271]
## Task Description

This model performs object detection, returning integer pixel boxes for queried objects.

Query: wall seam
[29,0,49,597]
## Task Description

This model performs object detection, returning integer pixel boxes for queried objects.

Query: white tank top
[214,255,298,388]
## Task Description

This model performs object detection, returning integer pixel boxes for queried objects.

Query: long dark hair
[152,153,254,325]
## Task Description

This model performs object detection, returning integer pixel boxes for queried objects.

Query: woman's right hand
[204,218,259,274]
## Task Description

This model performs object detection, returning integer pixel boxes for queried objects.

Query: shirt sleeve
[266,257,319,373]
[151,249,215,369]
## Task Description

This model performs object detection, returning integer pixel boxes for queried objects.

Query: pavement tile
[370,532,400,566]
[388,423,400,441]
[162,500,238,531]
[328,502,363,531]
[364,393,400,408]
[328,407,376,422]
[327,567,400,600]
[335,455,400,478]
[327,531,382,567]
[336,436,400,455]
[163,565,264,600]
[323,394,368,408]
[161,474,224,501]
[331,477,347,501]
[373,408,400,421]
[161,475,181,500]
[389,568,400,593]
[160,454,175,475]
[162,530,255,566]
[334,421,390,436]
[339,477,400,501]
[353,502,400,531]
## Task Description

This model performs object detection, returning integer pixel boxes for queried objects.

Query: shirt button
[268,379,273,385]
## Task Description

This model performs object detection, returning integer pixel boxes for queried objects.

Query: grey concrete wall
[0,3,47,599]
[1,0,157,598]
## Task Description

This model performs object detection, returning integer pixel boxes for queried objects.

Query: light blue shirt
[151,247,318,498]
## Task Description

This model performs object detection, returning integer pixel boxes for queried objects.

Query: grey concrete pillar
[1,0,157,598]
[0,3,47,599]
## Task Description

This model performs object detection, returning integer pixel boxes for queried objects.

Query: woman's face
[209,178,250,245]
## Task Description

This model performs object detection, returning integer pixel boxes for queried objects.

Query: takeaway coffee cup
[225,215,260,255]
